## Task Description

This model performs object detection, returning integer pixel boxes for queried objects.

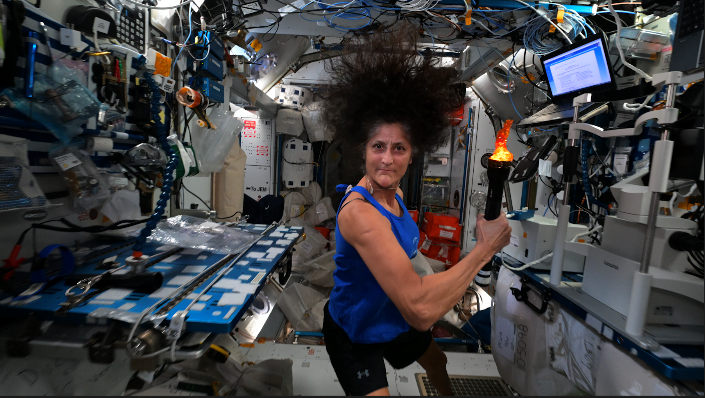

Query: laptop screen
[543,38,612,97]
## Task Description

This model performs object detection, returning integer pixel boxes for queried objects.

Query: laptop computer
[517,35,618,129]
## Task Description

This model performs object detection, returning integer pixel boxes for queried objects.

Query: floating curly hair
[320,25,464,160]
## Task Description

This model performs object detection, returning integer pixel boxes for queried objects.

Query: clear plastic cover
[2,62,105,144]
[0,136,48,211]
[49,146,110,210]
[146,215,260,254]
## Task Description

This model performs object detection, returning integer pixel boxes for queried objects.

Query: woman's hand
[475,213,512,256]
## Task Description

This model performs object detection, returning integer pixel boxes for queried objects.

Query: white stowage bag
[491,266,585,396]
[275,108,304,136]
[300,181,322,205]
[301,102,333,142]
[281,192,307,223]
[234,359,294,396]
[303,251,336,287]
[410,253,434,277]
[304,196,335,226]
[294,225,328,261]
[278,283,328,332]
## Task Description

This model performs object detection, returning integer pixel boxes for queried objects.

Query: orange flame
[490,120,514,162]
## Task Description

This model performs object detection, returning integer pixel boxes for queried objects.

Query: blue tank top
[328,186,420,344]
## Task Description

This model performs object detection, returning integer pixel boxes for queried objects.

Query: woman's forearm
[405,245,494,330]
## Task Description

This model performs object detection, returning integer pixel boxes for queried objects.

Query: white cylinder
[86,137,114,152]
[648,140,673,193]
[625,271,653,336]
[549,204,571,286]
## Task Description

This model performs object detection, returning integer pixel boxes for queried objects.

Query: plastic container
[612,28,670,60]
[189,107,244,173]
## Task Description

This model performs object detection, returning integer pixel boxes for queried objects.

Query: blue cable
[172,6,194,77]
[544,195,554,216]
[507,51,524,120]
[132,60,180,254]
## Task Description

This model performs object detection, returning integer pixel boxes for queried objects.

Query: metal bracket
[85,322,123,364]
[6,313,42,357]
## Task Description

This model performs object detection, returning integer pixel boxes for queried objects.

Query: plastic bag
[49,146,110,210]
[2,62,104,144]
[304,197,335,226]
[278,282,327,331]
[0,135,47,211]
[302,251,336,287]
[146,215,259,254]
[189,107,244,173]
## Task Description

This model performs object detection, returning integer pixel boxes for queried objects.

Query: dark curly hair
[320,25,464,159]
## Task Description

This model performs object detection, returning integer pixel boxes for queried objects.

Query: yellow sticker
[557,9,564,23]
[250,39,263,52]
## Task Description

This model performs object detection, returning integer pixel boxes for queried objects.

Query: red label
[244,120,257,129]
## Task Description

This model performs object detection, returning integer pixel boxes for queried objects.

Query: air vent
[415,374,512,396]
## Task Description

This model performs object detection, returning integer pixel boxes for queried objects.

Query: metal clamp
[509,276,552,315]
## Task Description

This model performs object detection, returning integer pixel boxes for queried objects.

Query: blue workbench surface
[497,253,704,381]
[0,224,303,334]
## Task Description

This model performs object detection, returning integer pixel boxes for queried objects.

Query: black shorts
[322,302,432,396]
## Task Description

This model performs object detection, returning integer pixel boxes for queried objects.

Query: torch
[474,119,514,287]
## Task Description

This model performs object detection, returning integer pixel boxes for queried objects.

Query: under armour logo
[357,369,369,379]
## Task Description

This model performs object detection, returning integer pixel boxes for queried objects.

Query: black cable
[215,211,242,220]
[283,156,318,166]
[181,183,212,210]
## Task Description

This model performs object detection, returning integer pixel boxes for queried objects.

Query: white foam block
[161,255,182,263]
[238,274,251,280]
[118,303,136,311]
[246,252,265,259]
[213,278,239,290]
[191,303,206,311]
[186,293,212,302]
[181,248,203,255]
[266,247,285,255]
[248,267,266,272]
[90,300,115,306]
[256,240,274,246]
[232,283,258,294]
[270,232,284,238]
[276,240,292,246]
[237,260,250,266]
[218,292,248,306]
[149,287,178,298]
[265,253,278,259]
[197,255,208,260]
[285,233,299,239]
[94,288,133,301]
[152,265,172,270]
[183,265,207,273]
[166,276,193,286]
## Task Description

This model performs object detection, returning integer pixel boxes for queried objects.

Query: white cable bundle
[396,0,439,12]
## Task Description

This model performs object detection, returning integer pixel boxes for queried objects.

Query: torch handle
[484,160,512,221]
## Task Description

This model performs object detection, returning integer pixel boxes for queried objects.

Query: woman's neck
[361,176,398,208]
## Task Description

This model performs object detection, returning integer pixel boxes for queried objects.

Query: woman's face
[364,123,413,189]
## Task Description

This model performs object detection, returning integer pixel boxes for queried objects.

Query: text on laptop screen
[544,39,611,97]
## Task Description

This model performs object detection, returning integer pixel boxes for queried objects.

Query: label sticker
[54,153,82,170]
[510,234,519,248]
[494,316,515,361]
[92,17,111,34]
[439,230,454,239]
